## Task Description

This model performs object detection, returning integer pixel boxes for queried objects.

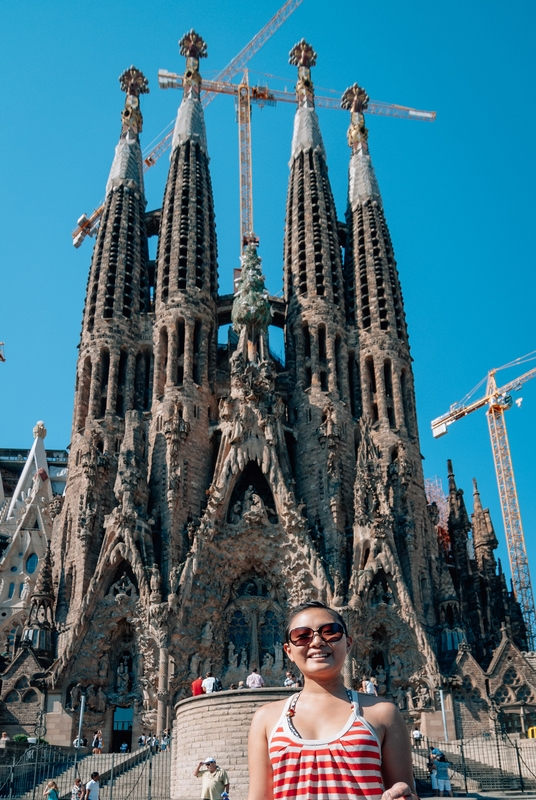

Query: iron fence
[0,743,171,800]
[413,735,536,793]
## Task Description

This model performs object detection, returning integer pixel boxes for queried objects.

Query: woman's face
[283,607,352,678]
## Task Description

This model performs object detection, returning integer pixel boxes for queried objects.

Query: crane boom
[73,0,303,247]
[431,354,536,648]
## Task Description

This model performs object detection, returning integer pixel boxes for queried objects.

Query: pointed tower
[150,31,219,577]
[471,478,499,581]
[53,68,152,630]
[343,83,435,605]
[283,41,355,594]
[22,542,55,665]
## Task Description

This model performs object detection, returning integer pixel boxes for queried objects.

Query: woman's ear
[283,642,295,663]
[346,635,353,653]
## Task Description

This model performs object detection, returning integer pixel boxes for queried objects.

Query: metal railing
[0,743,171,800]
[412,735,536,793]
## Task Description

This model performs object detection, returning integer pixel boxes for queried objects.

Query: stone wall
[172,687,292,800]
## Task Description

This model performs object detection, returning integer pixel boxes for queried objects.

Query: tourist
[283,671,295,687]
[435,755,453,797]
[362,675,378,696]
[246,668,264,689]
[193,757,230,799]
[191,675,204,696]
[43,781,59,800]
[0,732,9,749]
[138,734,147,748]
[201,672,217,693]
[412,728,423,748]
[83,772,100,800]
[238,680,246,689]
[247,600,417,800]
[230,683,238,690]
[427,750,438,793]
[71,778,83,800]
[91,730,103,754]
[119,742,128,753]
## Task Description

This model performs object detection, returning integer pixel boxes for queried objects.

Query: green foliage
[231,245,271,333]
[13,734,28,742]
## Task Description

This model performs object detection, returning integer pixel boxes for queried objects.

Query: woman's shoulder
[357,693,403,725]
[250,696,291,733]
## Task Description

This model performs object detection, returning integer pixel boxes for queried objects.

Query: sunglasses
[288,622,345,646]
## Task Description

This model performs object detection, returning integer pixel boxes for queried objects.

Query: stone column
[106,352,120,415]
[309,324,319,388]
[124,352,136,412]
[392,368,407,435]
[374,359,389,428]
[326,330,336,393]
[183,322,193,384]
[167,321,178,386]
[157,641,169,735]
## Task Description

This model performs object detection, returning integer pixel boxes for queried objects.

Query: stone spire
[106,66,149,196]
[283,40,354,591]
[150,30,218,573]
[22,541,55,664]
[171,30,208,155]
[471,478,498,578]
[342,83,382,207]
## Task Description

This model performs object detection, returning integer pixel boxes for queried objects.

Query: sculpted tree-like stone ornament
[341,83,370,151]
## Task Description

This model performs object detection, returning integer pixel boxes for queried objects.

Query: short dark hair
[284,601,348,642]
[91,772,99,779]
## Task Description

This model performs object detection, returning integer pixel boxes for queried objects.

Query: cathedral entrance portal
[112,705,133,752]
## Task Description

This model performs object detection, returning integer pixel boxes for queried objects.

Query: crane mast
[431,353,536,648]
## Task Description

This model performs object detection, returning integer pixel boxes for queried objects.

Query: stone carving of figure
[86,684,98,711]
[70,683,82,711]
[394,686,406,711]
[149,565,161,595]
[243,486,256,512]
[262,652,274,671]
[417,684,430,709]
[117,661,129,693]
[201,621,214,646]
[96,687,107,713]
[390,654,402,677]
[228,642,238,669]
[229,501,242,524]
[141,679,155,711]
[97,657,108,679]
[375,666,387,685]
[274,641,283,671]
[239,647,248,671]
[406,688,415,711]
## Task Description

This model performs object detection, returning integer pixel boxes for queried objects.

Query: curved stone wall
[172,687,293,800]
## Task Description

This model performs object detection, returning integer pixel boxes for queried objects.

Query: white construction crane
[431,350,536,648]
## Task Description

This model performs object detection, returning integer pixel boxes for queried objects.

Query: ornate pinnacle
[341,83,369,114]
[179,30,208,60]
[289,39,317,108]
[179,30,206,100]
[289,39,317,68]
[342,83,370,150]
[119,66,149,98]
[118,66,148,137]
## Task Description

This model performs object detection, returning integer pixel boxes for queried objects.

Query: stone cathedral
[1,33,535,748]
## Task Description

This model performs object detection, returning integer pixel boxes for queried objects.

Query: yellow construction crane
[72,0,437,250]
[0,343,5,363]
[431,351,536,648]
[72,0,305,248]
[157,67,436,260]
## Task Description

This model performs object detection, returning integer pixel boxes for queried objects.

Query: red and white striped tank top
[269,691,383,799]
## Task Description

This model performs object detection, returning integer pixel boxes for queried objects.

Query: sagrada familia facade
[1,32,535,747]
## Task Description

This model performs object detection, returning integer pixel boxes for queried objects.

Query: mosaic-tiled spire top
[342,83,382,208]
[289,39,325,160]
[106,66,149,196]
[171,30,208,154]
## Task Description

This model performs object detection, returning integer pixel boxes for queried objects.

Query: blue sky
[1,1,535,595]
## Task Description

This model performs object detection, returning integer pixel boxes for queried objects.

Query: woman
[248,601,418,800]
[43,780,59,800]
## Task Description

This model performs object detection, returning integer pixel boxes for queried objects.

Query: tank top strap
[269,693,300,744]
[349,688,362,715]
[349,689,382,756]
